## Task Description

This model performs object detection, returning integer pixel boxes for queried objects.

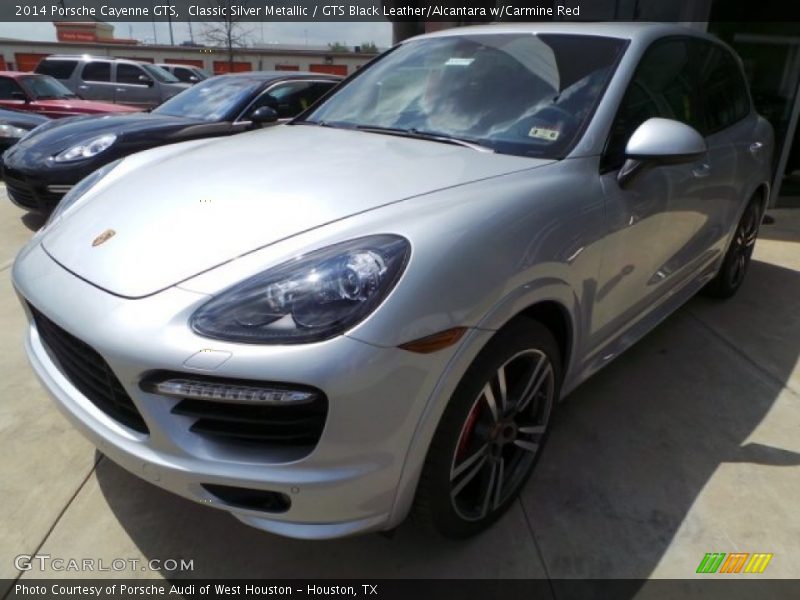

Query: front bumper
[2,163,71,213]
[13,241,461,539]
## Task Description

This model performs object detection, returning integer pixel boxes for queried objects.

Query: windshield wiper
[292,119,354,130]
[355,125,493,152]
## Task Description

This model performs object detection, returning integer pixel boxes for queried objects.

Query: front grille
[29,305,149,434]
[5,180,37,209]
[171,391,327,449]
[4,172,64,212]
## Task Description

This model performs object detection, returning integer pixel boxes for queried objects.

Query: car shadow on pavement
[758,215,800,245]
[96,259,800,587]
[523,258,800,588]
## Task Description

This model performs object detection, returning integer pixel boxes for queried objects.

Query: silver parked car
[35,56,190,109]
[13,23,773,540]
[156,63,212,84]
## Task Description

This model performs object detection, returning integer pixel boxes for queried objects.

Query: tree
[360,41,378,53]
[201,0,253,71]
[328,41,349,52]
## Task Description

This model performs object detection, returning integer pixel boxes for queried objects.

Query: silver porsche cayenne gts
[13,23,773,539]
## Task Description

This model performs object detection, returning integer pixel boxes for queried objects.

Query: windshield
[153,76,259,121]
[303,33,625,158]
[20,75,77,100]
[142,63,180,83]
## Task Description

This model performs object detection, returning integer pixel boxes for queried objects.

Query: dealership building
[0,21,375,78]
[393,0,800,207]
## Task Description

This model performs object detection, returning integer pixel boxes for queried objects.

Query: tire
[703,197,762,299]
[412,318,562,539]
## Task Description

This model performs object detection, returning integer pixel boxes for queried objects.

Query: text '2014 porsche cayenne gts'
[13,24,773,539]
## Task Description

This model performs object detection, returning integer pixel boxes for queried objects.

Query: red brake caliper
[456,401,483,460]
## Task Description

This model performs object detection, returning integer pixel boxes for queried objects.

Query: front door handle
[693,162,711,178]
[749,141,765,156]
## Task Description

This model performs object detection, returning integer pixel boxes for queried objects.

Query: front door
[0,76,28,112]
[77,61,115,102]
[113,63,156,108]
[593,38,719,349]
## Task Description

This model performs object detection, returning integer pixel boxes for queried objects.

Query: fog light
[142,378,316,404]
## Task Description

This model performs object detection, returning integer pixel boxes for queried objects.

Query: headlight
[191,235,410,344]
[46,159,122,225]
[0,124,28,139]
[53,133,117,162]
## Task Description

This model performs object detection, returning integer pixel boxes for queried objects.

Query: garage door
[309,64,348,76]
[15,53,48,72]
[213,61,252,75]
[0,57,6,70]
[165,58,204,68]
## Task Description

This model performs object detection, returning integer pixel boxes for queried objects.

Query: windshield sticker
[528,127,560,141]
[445,57,474,67]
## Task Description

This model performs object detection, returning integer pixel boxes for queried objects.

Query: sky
[0,21,393,48]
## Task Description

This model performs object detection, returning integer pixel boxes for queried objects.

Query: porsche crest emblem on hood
[91,229,116,247]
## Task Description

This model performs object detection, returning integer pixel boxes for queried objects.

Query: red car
[0,71,139,118]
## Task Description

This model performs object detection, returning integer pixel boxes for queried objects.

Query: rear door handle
[749,141,765,156]
[77,85,89,90]
[693,162,711,178]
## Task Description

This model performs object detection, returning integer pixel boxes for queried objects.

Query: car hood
[0,108,49,130]
[42,125,553,298]
[6,113,198,163]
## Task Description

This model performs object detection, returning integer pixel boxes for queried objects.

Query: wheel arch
[387,286,580,528]
[517,300,573,374]
[754,181,770,213]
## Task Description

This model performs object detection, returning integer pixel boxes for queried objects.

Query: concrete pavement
[1,190,799,590]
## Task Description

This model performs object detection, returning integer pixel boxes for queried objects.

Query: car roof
[42,55,154,66]
[411,21,717,44]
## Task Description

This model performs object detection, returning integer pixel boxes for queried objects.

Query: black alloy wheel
[413,319,561,538]
[704,198,762,298]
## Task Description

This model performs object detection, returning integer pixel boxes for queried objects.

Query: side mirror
[138,74,154,87]
[11,91,28,102]
[188,75,199,83]
[618,118,707,187]
[249,106,279,125]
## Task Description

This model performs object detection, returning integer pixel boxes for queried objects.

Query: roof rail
[44,54,144,62]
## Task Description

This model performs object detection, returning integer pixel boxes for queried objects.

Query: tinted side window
[0,77,24,100]
[36,60,78,80]
[604,39,703,169]
[82,62,111,82]
[117,64,148,85]
[696,42,750,133]
[246,81,335,119]
[173,67,194,82]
